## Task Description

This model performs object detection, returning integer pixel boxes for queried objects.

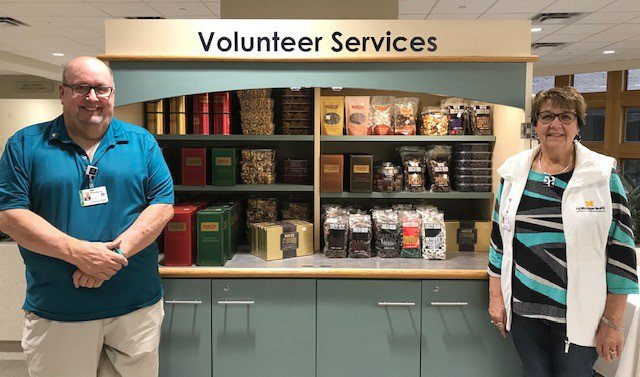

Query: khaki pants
[22,299,164,377]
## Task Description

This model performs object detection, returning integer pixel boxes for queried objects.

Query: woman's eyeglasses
[537,111,577,125]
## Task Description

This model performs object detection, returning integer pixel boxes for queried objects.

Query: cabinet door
[159,279,212,377]
[211,279,315,377]
[421,280,522,377]
[317,280,421,377]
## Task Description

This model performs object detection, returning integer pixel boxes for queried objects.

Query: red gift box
[193,93,210,113]
[181,148,208,186]
[164,205,199,266]
[193,113,210,135]
[212,92,231,113]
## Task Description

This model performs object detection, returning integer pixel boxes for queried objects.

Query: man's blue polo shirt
[0,115,174,321]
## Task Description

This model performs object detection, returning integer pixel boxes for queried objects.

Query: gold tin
[145,99,164,113]
[169,113,187,134]
[169,96,186,113]
[145,113,165,134]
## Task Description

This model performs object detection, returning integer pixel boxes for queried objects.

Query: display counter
[159,250,489,279]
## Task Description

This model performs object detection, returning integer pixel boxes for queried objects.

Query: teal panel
[111,61,527,109]
[160,279,212,377]
[317,279,421,377]
[421,280,522,377]
[211,279,316,377]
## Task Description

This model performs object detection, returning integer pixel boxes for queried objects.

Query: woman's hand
[596,320,624,362]
[488,276,507,338]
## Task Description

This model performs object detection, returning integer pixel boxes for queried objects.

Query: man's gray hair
[61,60,114,86]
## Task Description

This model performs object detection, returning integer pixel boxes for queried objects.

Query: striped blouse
[488,168,639,323]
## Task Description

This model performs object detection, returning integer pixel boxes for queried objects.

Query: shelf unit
[110,58,530,251]
[175,184,314,193]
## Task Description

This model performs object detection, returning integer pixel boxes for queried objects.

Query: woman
[488,86,638,376]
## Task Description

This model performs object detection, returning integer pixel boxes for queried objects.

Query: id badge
[501,216,512,232]
[79,186,109,207]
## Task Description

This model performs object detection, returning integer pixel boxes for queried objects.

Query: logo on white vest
[576,200,605,213]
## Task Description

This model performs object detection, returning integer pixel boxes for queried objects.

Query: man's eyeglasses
[537,111,577,125]
[63,84,113,98]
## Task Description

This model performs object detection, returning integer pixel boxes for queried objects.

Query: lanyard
[85,165,98,189]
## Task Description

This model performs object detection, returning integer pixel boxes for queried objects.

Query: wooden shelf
[320,135,496,142]
[320,191,493,199]
[155,135,313,142]
[175,184,314,193]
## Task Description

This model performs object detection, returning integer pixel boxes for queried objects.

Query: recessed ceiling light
[603,50,615,54]
[531,27,543,32]
[52,52,64,57]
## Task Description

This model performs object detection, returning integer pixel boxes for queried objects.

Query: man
[0,56,174,377]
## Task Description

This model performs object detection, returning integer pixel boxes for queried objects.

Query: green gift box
[211,148,237,186]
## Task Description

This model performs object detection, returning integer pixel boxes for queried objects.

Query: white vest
[496,142,615,347]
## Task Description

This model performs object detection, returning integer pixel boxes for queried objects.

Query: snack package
[374,162,403,192]
[372,209,401,258]
[393,97,419,135]
[345,96,371,135]
[418,208,446,260]
[424,145,452,192]
[323,207,349,258]
[399,210,422,258]
[398,146,426,192]
[420,107,449,136]
[348,213,372,258]
[321,97,345,135]
[370,96,394,135]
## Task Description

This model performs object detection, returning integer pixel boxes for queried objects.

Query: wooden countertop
[159,251,490,279]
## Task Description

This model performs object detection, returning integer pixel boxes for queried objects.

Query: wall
[0,99,62,154]
[0,75,60,100]
[492,105,531,192]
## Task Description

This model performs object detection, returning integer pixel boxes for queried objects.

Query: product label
[201,222,219,232]
[215,157,232,166]
[281,232,299,252]
[324,164,340,174]
[402,221,420,248]
[353,164,370,174]
[168,222,187,232]
[407,166,421,173]
[186,157,202,166]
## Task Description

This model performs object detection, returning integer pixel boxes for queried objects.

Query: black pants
[511,314,598,377]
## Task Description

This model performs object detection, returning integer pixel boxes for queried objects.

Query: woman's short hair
[531,86,587,128]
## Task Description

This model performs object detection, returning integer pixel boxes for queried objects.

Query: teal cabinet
[211,279,316,377]
[421,280,522,377]
[159,279,212,377]
[317,280,421,377]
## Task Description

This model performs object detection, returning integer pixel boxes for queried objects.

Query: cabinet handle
[430,301,469,307]
[378,302,416,307]
[165,300,203,305]
[217,300,255,305]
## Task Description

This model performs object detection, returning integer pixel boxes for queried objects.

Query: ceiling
[0,0,638,80]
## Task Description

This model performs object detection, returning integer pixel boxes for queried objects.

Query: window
[627,69,640,91]
[582,108,606,142]
[624,107,640,142]
[621,159,640,189]
[532,76,554,95]
[573,71,607,93]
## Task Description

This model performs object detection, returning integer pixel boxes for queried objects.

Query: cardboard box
[251,221,313,261]
[320,154,344,192]
[164,205,199,266]
[196,207,227,266]
[211,148,237,186]
[182,148,208,186]
[445,221,491,252]
[348,154,373,193]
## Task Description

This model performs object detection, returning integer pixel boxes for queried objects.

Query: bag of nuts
[345,96,370,135]
[393,97,419,135]
[348,213,372,258]
[420,107,449,136]
[369,96,394,135]
[372,209,401,258]
[323,207,349,258]
[241,149,276,184]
